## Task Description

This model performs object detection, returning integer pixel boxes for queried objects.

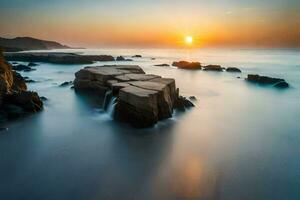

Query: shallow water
[1,48,300,200]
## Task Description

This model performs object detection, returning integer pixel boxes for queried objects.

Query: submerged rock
[27,62,38,67]
[59,81,73,87]
[154,64,170,67]
[12,64,33,72]
[40,96,48,101]
[172,61,201,70]
[246,74,289,88]
[203,65,223,71]
[226,67,241,73]
[273,81,289,88]
[74,65,194,127]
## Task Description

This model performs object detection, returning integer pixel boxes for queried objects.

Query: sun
[185,36,193,45]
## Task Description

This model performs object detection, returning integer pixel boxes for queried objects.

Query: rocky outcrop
[74,65,194,127]
[132,55,142,58]
[246,74,289,88]
[27,62,38,67]
[5,52,115,64]
[203,65,223,71]
[59,81,73,87]
[154,64,170,67]
[116,56,125,61]
[12,64,35,72]
[0,51,43,121]
[172,61,201,70]
[226,67,241,73]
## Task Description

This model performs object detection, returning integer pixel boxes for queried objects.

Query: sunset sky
[1,0,300,48]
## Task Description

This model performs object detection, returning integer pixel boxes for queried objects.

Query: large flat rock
[74,65,193,127]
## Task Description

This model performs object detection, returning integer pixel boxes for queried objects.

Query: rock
[273,81,289,88]
[174,96,195,111]
[154,64,170,67]
[4,91,43,112]
[25,79,36,83]
[0,127,8,132]
[116,56,126,61]
[151,58,156,60]
[226,67,241,73]
[189,96,197,101]
[12,64,33,71]
[74,65,194,127]
[12,71,27,91]
[125,59,133,61]
[3,104,26,118]
[59,81,73,87]
[0,51,43,120]
[27,62,38,67]
[246,74,289,88]
[237,76,241,79]
[5,52,115,64]
[132,55,142,58]
[172,61,201,70]
[40,96,48,101]
[203,65,223,71]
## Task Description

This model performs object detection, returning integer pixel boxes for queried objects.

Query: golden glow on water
[170,155,218,199]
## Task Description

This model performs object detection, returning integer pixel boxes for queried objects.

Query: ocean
[1,48,300,200]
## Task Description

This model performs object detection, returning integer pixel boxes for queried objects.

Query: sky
[0,0,300,48]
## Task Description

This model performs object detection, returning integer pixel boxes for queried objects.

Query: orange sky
[1,0,300,48]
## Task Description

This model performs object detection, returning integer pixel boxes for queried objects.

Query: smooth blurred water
[0,48,300,200]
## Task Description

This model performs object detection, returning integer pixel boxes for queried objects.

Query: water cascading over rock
[74,65,194,127]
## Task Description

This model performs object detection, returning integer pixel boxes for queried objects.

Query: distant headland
[0,37,77,52]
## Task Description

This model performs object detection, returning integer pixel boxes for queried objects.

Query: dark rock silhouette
[203,65,223,71]
[0,51,43,120]
[175,96,195,111]
[116,56,126,61]
[189,96,197,101]
[59,81,73,87]
[226,67,241,72]
[246,74,289,88]
[27,62,38,67]
[172,61,201,69]
[12,64,34,72]
[132,55,142,58]
[154,64,170,67]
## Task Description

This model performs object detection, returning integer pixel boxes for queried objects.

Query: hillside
[0,37,70,51]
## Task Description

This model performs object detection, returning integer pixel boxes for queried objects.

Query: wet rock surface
[74,65,194,127]
[172,61,202,70]
[246,74,289,88]
[203,65,223,71]
[59,81,73,87]
[226,67,241,72]
[0,52,43,121]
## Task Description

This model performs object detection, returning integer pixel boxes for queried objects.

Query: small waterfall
[106,96,117,118]
[102,90,112,110]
